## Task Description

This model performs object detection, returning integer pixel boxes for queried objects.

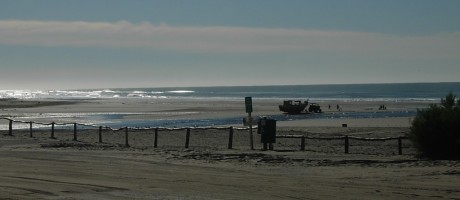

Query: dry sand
[1,98,459,199]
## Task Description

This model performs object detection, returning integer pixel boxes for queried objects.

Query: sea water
[1,82,459,129]
[1,82,459,101]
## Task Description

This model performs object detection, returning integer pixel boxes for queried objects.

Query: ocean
[1,82,459,129]
[2,82,460,101]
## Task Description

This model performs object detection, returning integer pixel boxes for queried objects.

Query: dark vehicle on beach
[279,100,308,114]
[308,103,322,113]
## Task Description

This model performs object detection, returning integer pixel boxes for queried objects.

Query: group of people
[327,104,387,111]
[328,104,342,111]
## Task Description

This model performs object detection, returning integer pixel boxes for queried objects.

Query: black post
[398,137,402,155]
[29,121,33,138]
[301,136,306,151]
[228,127,234,149]
[249,113,254,150]
[154,128,158,148]
[8,120,12,136]
[73,123,78,141]
[125,127,129,147]
[51,122,55,139]
[345,136,349,154]
[98,126,103,143]
[185,128,190,148]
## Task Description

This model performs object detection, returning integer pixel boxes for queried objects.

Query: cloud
[0,20,459,57]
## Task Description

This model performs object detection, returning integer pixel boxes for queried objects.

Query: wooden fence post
[8,120,12,136]
[344,136,349,154]
[185,128,190,148]
[98,126,103,143]
[228,127,234,149]
[398,137,402,155]
[301,136,306,151]
[249,114,254,150]
[125,127,129,147]
[29,121,33,138]
[154,128,158,148]
[50,122,55,139]
[73,123,78,141]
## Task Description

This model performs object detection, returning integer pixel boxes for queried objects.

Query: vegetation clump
[408,92,460,159]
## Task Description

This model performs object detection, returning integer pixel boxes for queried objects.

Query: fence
[1,117,409,154]
[277,135,407,155]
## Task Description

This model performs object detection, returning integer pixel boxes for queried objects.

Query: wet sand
[1,98,431,127]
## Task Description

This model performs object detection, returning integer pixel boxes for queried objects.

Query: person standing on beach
[337,104,342,111]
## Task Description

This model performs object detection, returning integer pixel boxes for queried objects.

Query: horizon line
[3,81,460,91]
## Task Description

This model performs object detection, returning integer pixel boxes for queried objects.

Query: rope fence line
[277,134,407,155]
[0,117,251,131]
[1,118,229,133]
[1,117,250,149]
[1,117,408,154]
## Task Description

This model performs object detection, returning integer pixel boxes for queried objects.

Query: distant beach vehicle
[308,103,322,113]
[279,100,308,114]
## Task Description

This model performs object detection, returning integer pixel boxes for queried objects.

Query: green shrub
[408,92,460,159]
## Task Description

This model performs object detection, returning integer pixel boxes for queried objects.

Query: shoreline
[0,98,79,109]
[0,98,429,129]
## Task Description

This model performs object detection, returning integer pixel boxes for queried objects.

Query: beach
[1,98,459,199]
[2,0,460,197]
[1,97,427,127]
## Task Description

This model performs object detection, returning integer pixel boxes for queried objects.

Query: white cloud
[0,20,459,58]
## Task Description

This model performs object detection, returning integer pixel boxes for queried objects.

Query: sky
[1,0,459,90]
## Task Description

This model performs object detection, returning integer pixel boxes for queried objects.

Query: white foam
[167,90,195,93]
